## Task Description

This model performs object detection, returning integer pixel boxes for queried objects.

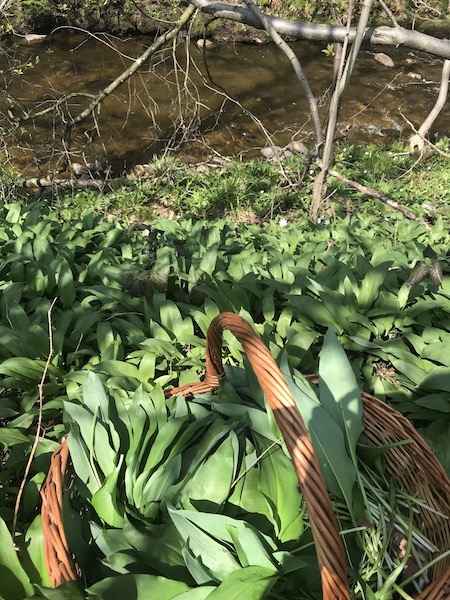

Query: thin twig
[13,297,58,537]
[379,0,400,28]
[243,0,323,149]
[231,437,283,489]
[329,169,431,228]
[67,5,196,130]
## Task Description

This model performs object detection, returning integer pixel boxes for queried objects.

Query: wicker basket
[41,312,450,598]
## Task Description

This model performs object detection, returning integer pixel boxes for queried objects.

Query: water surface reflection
[1,32,448,175]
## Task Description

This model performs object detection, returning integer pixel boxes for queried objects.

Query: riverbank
[2,0,449,38]
[6,140,450,226]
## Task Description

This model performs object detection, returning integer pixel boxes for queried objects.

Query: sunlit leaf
[204,566,277,600]
[168,506,240,581]
[86,573,190,599]
[0,516,34,600]
[319,328,364,464]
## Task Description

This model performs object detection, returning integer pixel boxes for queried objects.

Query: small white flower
[279,218,288,227]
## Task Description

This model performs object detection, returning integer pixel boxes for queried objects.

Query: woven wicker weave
[40,436,80,588]
[40,312,450,599]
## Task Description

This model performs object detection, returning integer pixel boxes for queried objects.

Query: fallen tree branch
[20,177,113,190]
[189,0,450,60]
[329,169,431,228]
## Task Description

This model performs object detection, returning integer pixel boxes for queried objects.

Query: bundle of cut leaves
[4,329,442,600]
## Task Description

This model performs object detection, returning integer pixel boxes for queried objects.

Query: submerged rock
[260,146,284,159]
[70,161,106,179]
[289,140,308,155]
[374,52,395,68]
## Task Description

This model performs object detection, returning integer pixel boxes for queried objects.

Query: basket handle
[40,436,81,587]
[167,312,350,600]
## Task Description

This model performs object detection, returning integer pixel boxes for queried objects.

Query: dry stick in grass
[329,169,431,229]
[13,298,58,537]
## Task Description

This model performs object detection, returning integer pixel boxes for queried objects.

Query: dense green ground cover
[44,141,450,223]
[1,144,450,598]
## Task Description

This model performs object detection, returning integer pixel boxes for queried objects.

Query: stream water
[1,32,449,176]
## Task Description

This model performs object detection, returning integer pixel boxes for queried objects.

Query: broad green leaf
[95,360,140,383]
[64,402,117,480]
[418,421,450,475]
[253,433,303,542]
[183,434,236,508]
[81,371,111,422]
[199,246,218,277]
[22,515,51,587]
[0,516,34,600]
[228,525,276,570]
[140,418,187,474]
[279,360,357,512]
[347,336,382,350]
[288,295,343,332]
[27,581,85,599]
[90,522,129,558]
[213,403,275,441]
[357,262,391,310]
[58,260,76,308]
[397,282,410,309]
[421,342,450,367]
[205,566,277,600]
[97,322,120,361]
[418,368,450,392]
[123,520,186,578]
[140,455,181,512]
[0,358,52,383]
[414,393,450,413]
[91,457,124,527]
[318,328,364,464]
[182,546,215,584]
[0,429,30,446]
[166,511,276,551]
[66,428,100,495]
[262,291,275,321]
[172,588,216,599]
[229,466,273,523]
[168,507,240,581]
[86,574,190,599]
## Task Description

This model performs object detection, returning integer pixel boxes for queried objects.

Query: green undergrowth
[1,142,450,598]
[41,140,450,223]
